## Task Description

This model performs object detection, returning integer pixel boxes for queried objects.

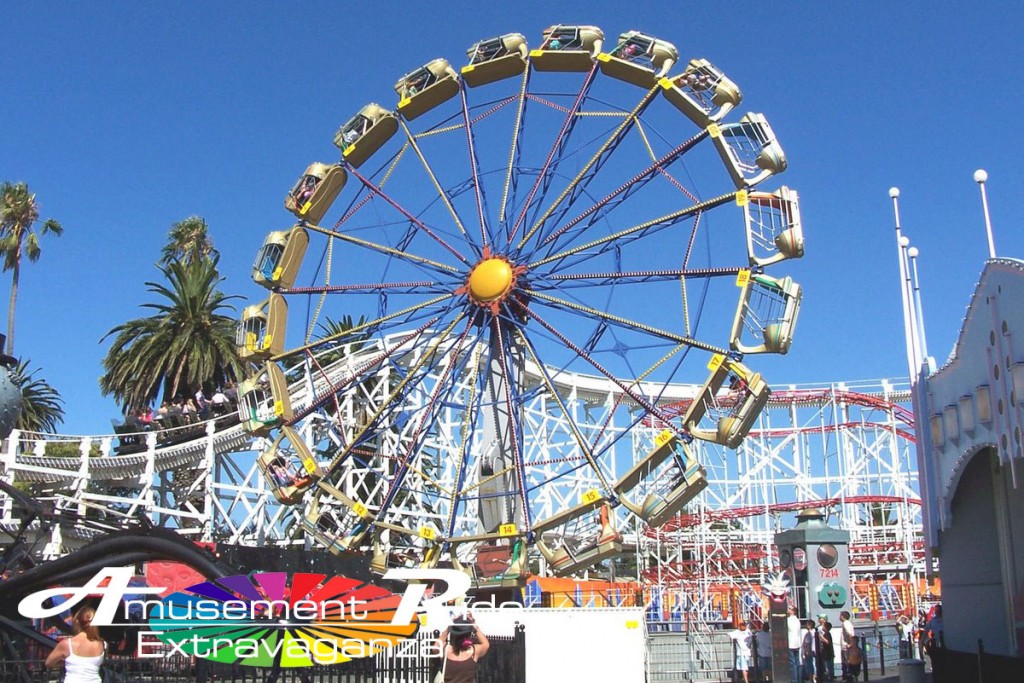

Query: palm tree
[100,256,245,411]
[9,358,65,433]
[160,215,218,266]
[313,315,369,365]
[0,182,63,355]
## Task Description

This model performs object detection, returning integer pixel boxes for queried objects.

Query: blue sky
[3,1,1023,436]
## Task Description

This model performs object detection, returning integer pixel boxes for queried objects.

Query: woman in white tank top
[46,606,105,683]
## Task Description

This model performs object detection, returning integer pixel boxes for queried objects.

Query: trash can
[897,658,926,683]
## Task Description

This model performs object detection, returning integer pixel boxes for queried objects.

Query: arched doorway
[940,446,1016,655]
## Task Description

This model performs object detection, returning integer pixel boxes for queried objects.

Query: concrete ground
[847,660,932,683]
[863,673,932,683]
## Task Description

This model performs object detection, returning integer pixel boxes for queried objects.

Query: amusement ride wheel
[236,25,804,584]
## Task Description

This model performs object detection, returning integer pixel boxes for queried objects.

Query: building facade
[921,258,1024,657]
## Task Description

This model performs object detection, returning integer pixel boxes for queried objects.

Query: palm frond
[9,357,64,433]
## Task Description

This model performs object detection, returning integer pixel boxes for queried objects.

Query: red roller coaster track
[646,494,922,535]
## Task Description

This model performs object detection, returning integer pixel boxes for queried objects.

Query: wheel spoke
[489,316,532,533]
[499,68,531,237]
[536,267,744,289]
[306,224,460,275]
[507,66,599,244]
[323,312,467,476]
[287,318,440,426]
[397,118,470,240]
[346,165,471,266]
[514,327,614,494]
[274,292,457,361]
[536,129,708,256]
[376,316,477,516]
[523,305,686,437]
[516,84,662,251]
[442,337,487,538]
[282,281,444,296]
[529,191,737,271]
[459,85,490,249]
[530,290,728,355]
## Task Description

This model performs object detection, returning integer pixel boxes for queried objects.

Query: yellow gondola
[529,25,604,72]
[742,186,804,267]
[616,430,708,526]
[284,162,347,225]
[301,482,375,556]
[251,225,309,290]
[395,59,460,120]
[333,104,399,168]
[712,113,787,189]
[237,293,286,361]
[237,362,292,436]
[535,503,621,577]
[661,58,742,129]
[462,33,528,87]
[450,538,529,588]
[598,30,678,88]
[256,426,322,505]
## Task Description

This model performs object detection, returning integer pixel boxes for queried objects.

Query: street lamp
[974,169,996,259]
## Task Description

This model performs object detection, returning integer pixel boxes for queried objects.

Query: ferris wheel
[235,25,804,584]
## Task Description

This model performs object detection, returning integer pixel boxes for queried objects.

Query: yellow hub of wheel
[468,258,514,302]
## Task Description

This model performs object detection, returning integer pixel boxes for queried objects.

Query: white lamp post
[974,169,996,259]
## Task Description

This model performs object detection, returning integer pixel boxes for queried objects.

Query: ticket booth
[773,508,851,625]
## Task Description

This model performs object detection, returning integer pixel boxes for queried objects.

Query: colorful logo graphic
[145,572,418,667]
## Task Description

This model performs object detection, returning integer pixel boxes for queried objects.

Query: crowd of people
[121,384,239,432]
[729,604,947,683]
[729,608,844,683]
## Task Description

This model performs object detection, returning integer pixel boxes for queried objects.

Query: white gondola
[615,429,708,527]
[639,457,707,527]
[529,25,604,72]
[730,272,802,355]
[711,113,787,189]
[661,58,742,128]
[742,186,804,267]
[333,104,399,168]
[284,163,347,225]
[682,356,770,448]
[251,226,309,290]
[598,30,678,88]
[462,33,528,87]
[237,294,286,361]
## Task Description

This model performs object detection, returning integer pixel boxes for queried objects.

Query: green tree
[0,182,63,355]
[160,216,218,266]
[100,256,245,411]
[10,358,65,433]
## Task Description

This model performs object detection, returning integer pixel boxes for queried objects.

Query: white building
[920,257,1024,657]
